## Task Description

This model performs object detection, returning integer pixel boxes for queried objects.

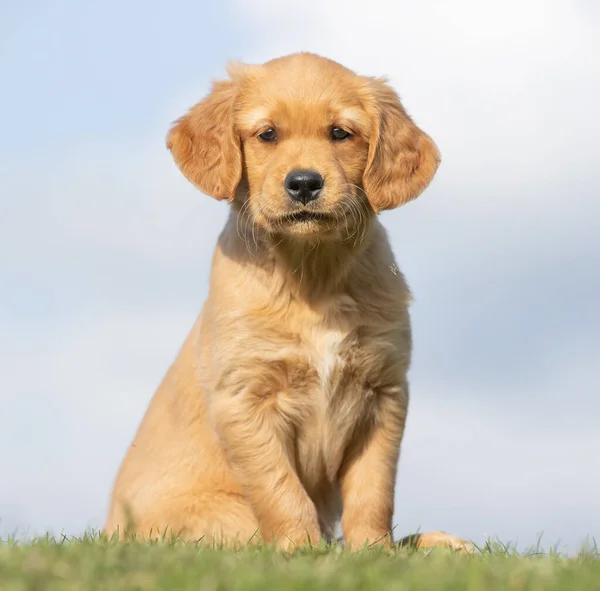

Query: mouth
[281,211,332,224]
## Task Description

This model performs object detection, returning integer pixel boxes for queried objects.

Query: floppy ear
[166,79,242,200]
[363,78,441,212]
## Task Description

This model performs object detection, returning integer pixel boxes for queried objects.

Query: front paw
[269,524,322,552]
[344,528,393,551]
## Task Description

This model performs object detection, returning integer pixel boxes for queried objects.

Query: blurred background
[1,0,599,551]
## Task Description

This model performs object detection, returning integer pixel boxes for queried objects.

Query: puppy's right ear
[167,78,241,200]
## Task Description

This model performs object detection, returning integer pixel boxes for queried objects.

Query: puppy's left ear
[362,78,441,212]
[167,74,242,200]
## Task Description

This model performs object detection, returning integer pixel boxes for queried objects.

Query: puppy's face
[167,53,440,242]
[234,61,372,240]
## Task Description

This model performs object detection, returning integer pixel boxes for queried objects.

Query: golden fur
[105,52,471,552]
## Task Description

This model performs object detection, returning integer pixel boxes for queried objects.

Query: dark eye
[258,128,277,142]
[331,127,352,141]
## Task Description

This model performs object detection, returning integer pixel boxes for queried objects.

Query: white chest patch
[307,325,347,392]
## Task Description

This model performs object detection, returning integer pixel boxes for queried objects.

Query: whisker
[342,183,371,245]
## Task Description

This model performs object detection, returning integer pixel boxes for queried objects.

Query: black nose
[284,169,324,204]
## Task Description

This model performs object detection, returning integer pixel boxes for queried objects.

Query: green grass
[1,532,598,590]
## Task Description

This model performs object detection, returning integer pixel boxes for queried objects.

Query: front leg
[210,377,321,550]
[339,385,407,550]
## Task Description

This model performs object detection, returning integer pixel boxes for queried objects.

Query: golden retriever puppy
[105,52,471,552]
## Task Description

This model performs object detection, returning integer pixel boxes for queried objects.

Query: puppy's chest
[291,319,374,483]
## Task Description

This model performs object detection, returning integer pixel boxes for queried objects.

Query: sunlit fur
[105,53,471,553]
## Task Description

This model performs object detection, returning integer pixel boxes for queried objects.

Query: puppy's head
[167,53,440,241]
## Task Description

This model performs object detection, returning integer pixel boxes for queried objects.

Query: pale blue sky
[1,0,599,551]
